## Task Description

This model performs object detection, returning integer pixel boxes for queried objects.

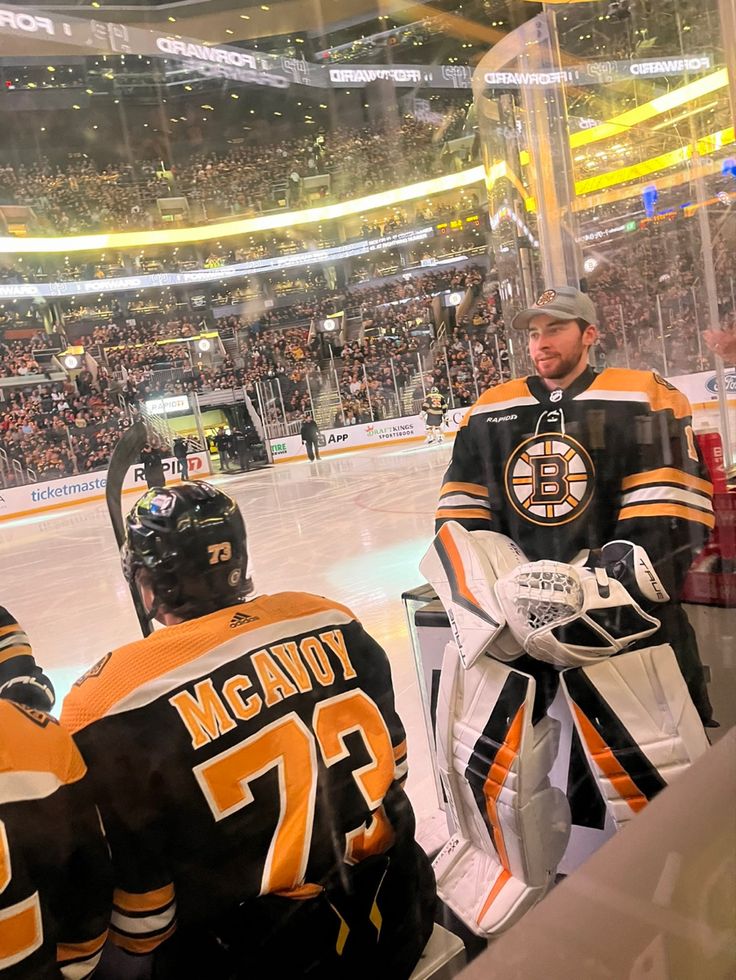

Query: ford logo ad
[704,372,736,395]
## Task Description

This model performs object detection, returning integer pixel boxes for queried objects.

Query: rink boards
[0,451,211,523]
[270,410,465,462]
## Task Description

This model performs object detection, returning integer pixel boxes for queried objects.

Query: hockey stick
[105,419,153,638]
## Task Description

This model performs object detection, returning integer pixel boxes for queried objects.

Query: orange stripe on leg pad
[482,704,525,873]
[476,869,511,926]
[571,704,647,813]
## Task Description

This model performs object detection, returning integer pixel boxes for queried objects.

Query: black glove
[0,669,56,713]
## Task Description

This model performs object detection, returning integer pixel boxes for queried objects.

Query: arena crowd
[0,118,451,235]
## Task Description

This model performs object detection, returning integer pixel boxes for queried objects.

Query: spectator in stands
[0,115,453,234]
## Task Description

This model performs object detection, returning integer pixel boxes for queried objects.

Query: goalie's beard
[533,346,584,381]
[532,332,588,382]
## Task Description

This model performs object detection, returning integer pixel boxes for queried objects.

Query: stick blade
[106,420,148,548]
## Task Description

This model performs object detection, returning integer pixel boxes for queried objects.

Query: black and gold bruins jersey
[436,367,714,597]
[61,593,416,959]
[0,699,111,979]
[422,394,448,425]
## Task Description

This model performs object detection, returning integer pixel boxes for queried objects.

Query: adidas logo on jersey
[229,612,258,629]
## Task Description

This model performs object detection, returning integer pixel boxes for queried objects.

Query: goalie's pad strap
[562,644,709,828]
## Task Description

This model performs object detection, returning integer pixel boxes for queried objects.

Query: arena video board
[0,226,434,300]
[0,5,715,90]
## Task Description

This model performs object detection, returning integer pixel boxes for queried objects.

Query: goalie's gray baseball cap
[511,285,598,330]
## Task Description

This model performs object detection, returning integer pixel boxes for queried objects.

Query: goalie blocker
[421,524,709,936]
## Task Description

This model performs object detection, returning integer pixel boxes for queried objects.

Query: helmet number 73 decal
[208,542,233,564]
[504,433,594,526]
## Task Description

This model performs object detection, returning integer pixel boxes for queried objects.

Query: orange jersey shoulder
[590,368,692,419]
[61,592,358,736]
[0,699,85,791]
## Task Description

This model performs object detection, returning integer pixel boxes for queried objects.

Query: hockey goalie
[419,286,714,937]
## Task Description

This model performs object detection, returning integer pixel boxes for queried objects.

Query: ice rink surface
[1,440,732,846]
[0,442,452,841]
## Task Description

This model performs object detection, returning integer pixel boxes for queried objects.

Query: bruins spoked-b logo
[504,433,594,526]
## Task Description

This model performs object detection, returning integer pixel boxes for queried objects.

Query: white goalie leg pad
[420,522,526,668]
[561,643,710,830]
[432,643,570,936]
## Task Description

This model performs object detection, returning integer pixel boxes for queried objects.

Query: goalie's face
[528,315,597,387]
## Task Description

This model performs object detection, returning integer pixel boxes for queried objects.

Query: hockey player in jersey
[421,285,713,936]
[0,632,111,978]
[422,388,448,444]
[61,483,435,979]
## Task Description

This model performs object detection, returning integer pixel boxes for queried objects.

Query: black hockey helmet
[122,482,252,620]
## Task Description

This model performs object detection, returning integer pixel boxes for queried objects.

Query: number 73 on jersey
[193,689,401,895]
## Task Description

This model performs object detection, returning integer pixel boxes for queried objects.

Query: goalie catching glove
[495,558,662,668]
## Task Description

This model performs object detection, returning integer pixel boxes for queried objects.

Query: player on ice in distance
[0,606,112,979]
[420,285,714,937]
[422,387,449,445]
[61,483,435,979]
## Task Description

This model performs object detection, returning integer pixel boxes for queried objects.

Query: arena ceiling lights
[575,126,735,196]
[568,68,729,150]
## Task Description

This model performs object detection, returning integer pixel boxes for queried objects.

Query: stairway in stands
[400,371,423,415]
[220,333,241,363]
[312,381,342,428]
